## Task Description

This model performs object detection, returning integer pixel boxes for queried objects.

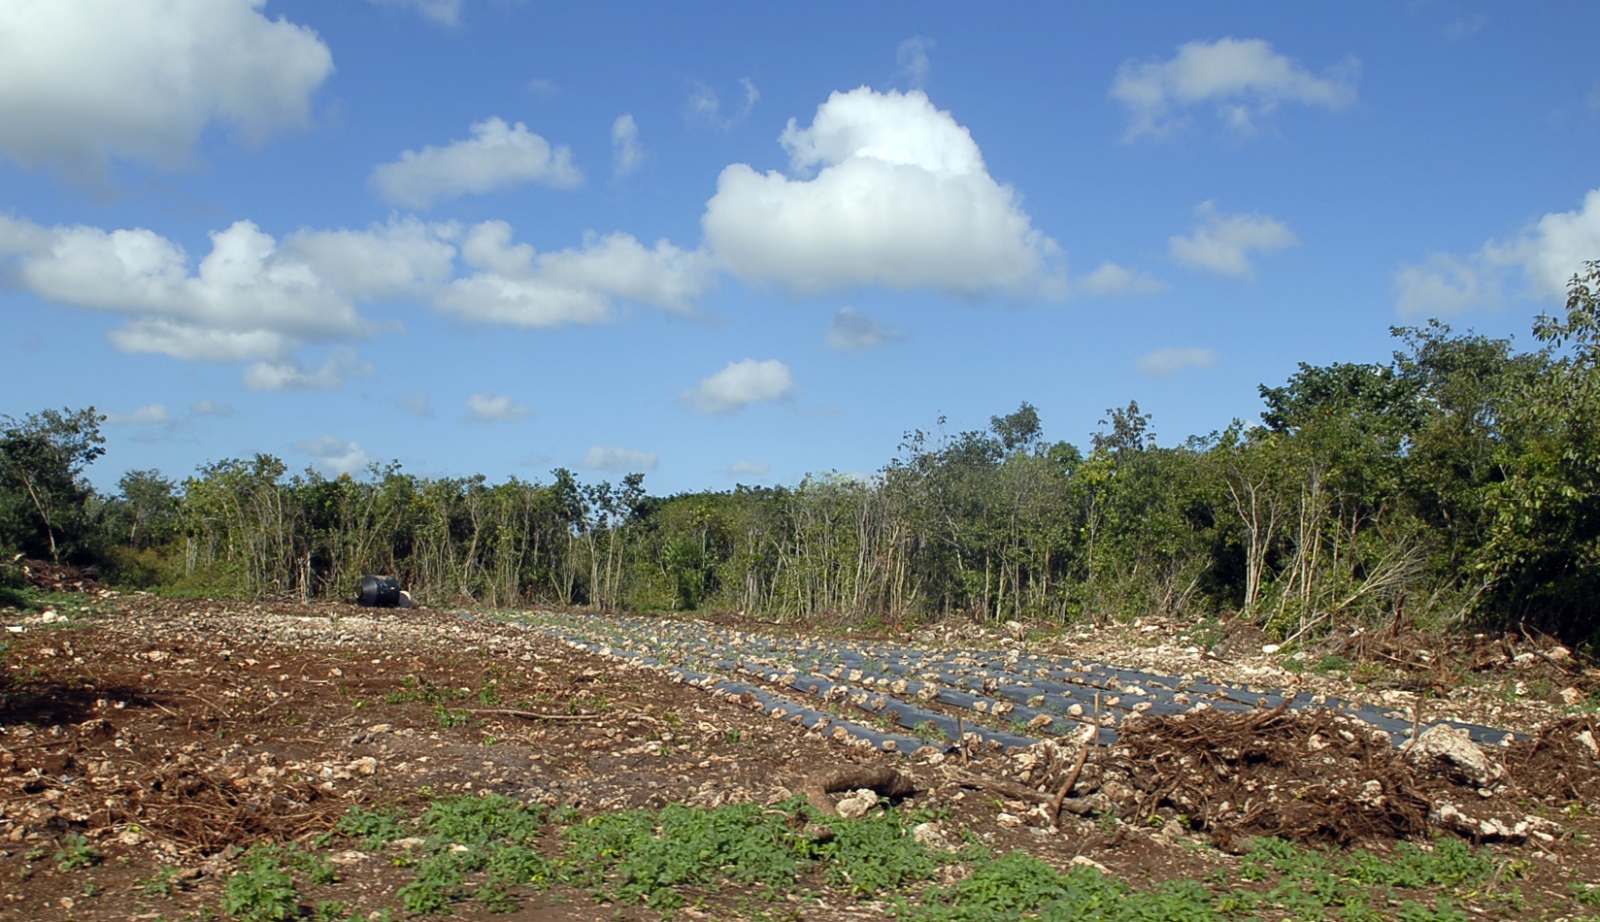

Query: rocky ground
[1,589,1598,921]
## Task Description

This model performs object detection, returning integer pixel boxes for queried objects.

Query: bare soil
[1,593,1598,921]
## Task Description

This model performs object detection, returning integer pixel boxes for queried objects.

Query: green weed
[54,834,101,871]
[372,794,551,915]
[333,805,408,849]
[312,900,352,922]
[221,849,298,922]
[139,865,185,897]
[1573,882,1600,907]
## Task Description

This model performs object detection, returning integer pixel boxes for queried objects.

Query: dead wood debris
[803,765,915,815]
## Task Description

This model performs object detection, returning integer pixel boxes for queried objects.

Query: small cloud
[580,446,659,473]
[1112,37,1358,141]
[527,78,560,99]
[396,392,434,417]
[463,391,531,422]
[242,349,373,391]
[1076,262,1168,295]
[436,220,713,327]
[367,0,463,26]
[369,117,582,209]
[611,114,643,179]
[1444,13,1487,41]
[896,36,935,87]
[826,307,902,351]
[1169,201,1298,278]
[107,399,231,441]
[1137,346,1219,378]
[294,435,371,476]
[104,403,172,426]
[1391,254,1489,318]
[188,398,233,417]
[726,460,771,477]
[687,78,759,129]
[682,359,795,415]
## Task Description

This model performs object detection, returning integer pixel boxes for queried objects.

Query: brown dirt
[0,595,1598,921]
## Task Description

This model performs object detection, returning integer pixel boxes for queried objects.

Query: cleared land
[1,589,1599,921]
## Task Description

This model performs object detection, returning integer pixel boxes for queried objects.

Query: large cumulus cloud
[702,88,1065,298]
[0,0,333,181]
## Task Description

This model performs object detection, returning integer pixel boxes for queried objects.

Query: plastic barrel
[357,575,402,608]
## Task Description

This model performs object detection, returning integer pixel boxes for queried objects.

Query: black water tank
[357,575,401,608]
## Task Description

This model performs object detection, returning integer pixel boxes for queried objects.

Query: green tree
[1474,260,1600,639]
[113,469,179,550]
[0,407,106,563]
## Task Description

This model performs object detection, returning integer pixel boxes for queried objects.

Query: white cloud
[726,460,771,477]
[580,446,660,473]
[367,0,463,26]
[1112,37,1358,141]
[294,435,372,476]
[463,391,530,423]
[683,359,795,415]
[1392,255,1487,317]
[0,0,332,182]
[0,210,714,370]
[1075,262,1168,295]
[1169,202,1298,278]
[826,307,902,351]
[527,78,560,99]
[688,78,760,129]
[1482,189,1600,298]
[612,114,643,179]
[370,117,582,209]
[1137,347,1219,378]
[280,216,457,300]
[396,392,434,417]
[436,220,712,328]
[243,348,372,391]
[105,398,231,440]
[1393,189,1600,317]
[189,398,233,417]
[105,403,172,426]
[703,87,1063,298]
[0,216,371,363]
[896,36,935,87]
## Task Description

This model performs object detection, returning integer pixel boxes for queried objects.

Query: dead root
[1102,706,1432,846]
[1504,715,1600,802]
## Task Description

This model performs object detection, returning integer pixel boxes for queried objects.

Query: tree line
[5,262,1600,647]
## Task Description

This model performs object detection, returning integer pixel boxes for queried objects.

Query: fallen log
[949,769,1106,816]
[804,765,916,815]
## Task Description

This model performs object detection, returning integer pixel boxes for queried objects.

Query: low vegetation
[160,795,1548,921]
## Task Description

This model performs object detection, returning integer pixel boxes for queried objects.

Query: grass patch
[311,795,1567,922]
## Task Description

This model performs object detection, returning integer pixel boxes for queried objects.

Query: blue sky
[3,1,1598,494]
